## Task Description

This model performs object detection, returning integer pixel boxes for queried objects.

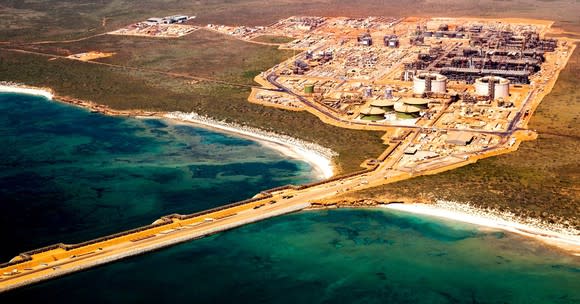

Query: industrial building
[145,15,191,25]
[446,131,474,146]
[383,35,399,48]
[146,18,164,25]
[235,16,566,132]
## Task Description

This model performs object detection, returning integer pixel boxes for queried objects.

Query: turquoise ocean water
[1,93,579,303]
[0,93,314,260]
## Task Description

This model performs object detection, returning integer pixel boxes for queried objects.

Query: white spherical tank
[475,76,510,99]
[413,73,447,95]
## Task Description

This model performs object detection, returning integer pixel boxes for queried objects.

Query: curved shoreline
[1,83,578,255]
[0,83,336,180]
[0,83,54,100]
[384,201,580,255]
[164,112,337,180]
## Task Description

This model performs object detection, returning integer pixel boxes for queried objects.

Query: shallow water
[1,93,579,303]
[0,93,315,259]
[3,209,579,303]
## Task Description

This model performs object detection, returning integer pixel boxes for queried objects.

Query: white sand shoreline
[0,83,54,100]
[384,201,580,255]
[164,111,336,180]
[0,83,336,180]
[5,83,576,254]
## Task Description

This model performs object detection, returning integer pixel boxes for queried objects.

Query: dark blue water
[3,209,579,303]
[1,93,579,303]
[0,93,314,259]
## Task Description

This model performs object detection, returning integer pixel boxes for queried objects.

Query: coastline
[0,83,337,180]
[383,201,580,255]
[164,111,337,180]
[0,83,53,100]
[1,83,577,255]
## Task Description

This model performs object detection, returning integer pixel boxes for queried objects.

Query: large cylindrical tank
[359,107,386,121]
[304,84,314,94]
[413,73,447,95]
[474,76,509,99]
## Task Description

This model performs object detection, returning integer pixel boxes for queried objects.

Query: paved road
[0,198,310,292]
[0,23,553,291]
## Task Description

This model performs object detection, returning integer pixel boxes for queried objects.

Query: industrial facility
[1,14,576,291]
[238,16,569,147]
[403,23,557,84]
[109,15,197,37]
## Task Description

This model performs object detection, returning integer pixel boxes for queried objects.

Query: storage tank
[413,73,447,95]
[402,97,429,109]
[474,76,509,100]
[359,107,386,121]
[363,87,373,98]
[384,87,394,99]
[304,84,315,94]
[394,102,422,119]
[370,99,395,111]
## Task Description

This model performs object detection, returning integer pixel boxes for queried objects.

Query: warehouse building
[446,131,474,146]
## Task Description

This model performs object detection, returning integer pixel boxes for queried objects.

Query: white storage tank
[475,76,509,100]
[413,73,447,95]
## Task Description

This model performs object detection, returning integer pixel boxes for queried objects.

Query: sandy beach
[164,111,336,180]
[3,83,578,255]
[0,83,336,181]
[384,201,580,255]
[0,83,53,100]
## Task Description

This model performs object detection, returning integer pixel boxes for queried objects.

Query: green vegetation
[23,30,294,85]
[2,0,580,42]
[251,35,295,44]
[343,44,580,229]
[0,49,386,173]
[1,0,579,224]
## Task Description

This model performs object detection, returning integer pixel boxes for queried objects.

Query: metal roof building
[446,131,474,146]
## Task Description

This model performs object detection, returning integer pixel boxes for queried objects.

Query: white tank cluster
[474,76,510,100]
[413,73,447,95]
